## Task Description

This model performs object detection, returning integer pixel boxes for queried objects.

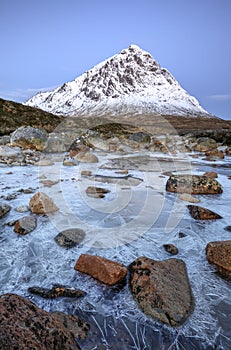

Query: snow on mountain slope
[25,45,211,117]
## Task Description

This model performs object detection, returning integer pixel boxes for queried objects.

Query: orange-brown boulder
[206,240,231,279]
[29,192,58,214]
[74,254,127,285]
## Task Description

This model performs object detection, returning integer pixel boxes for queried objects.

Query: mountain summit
[26,45,210,117]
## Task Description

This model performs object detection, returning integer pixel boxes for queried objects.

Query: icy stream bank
[0,151,231,349]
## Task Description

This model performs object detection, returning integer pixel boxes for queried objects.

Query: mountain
[26,45,211,118]
[0,97,64,136]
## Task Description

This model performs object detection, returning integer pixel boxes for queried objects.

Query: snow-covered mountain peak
[26,45,211,117]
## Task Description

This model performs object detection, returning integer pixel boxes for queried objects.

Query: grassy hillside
[0,98,64,136]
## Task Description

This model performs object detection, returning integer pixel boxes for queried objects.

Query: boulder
[0,203,11,218]
[29,192,58,214]
[192,137,217,152]
[74,254,127,286]
[166,175,223,194]
[206,240,231,279]
[11,126,48,151]
[55,228,86,248]
[129,257,194,326]
[14,216,37,235]
[0,293,89,350]
[187,205,222,220]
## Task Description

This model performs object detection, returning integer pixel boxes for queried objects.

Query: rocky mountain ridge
[25,45,211,118]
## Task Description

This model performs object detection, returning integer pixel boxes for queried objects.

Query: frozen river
[0,150,231,349]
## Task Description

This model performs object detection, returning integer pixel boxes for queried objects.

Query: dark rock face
[187,205,222,220]
[129,257,194,326]
[14,215,37,235]
[10,126,48,151]
[0,203,11,218]
[74,254,127,286]
[166,175,223,194]
[55,228,86,248]
[28,284,85,299]
[0,293,89,350]
[206,240,231,279]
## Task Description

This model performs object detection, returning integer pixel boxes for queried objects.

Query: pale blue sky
[1,0,231,119]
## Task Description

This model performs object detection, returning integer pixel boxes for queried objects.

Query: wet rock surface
[28,284,85,299]
[129,257,194,326]
[55,228,86,248]
[166,174,223,194]
[74,254,127,285]
[0,202,11,218]
[29,192,58,214]
[187,205,222,220]
[14,215,37,235]
[206,240,231,279]
[0,293,89,350]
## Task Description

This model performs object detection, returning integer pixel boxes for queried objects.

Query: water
[0,151,231,349]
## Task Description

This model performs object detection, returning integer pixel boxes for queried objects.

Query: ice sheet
[0,153,231,349]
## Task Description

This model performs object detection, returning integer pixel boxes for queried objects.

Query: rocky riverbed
[0,123,231,349]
